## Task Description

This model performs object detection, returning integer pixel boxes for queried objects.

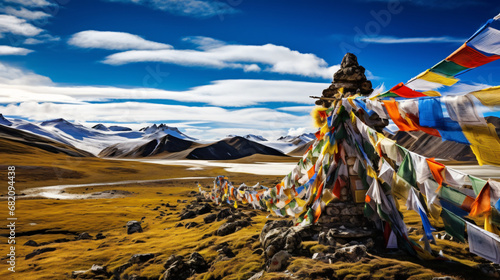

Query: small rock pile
[316,53,373,108]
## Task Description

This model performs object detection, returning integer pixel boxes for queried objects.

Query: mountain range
[2,113,491,162]
[0,114,313,160]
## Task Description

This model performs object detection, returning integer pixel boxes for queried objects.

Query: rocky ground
[2,160,500,279]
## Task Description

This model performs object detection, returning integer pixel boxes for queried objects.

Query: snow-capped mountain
[140,124,197,141]
[277,133,316,145]
[0,116,196,156]
[227,134,268,142]
[0,114,12,126]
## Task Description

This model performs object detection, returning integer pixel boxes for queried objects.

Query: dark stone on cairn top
[317,53,373,108]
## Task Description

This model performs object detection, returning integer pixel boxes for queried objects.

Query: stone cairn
[314,53,373,108]
[312,53,378,248]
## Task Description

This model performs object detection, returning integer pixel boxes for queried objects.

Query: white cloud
[360,36,466,44]
[23,33,60,45]
[102,41,340,79]
[5,0,52,7]
[0,14,43,37]
[183,36,226,50]
[287,127,308,136]
[1,101,313,139]
[277,106,314,113]
[2,6,51,20]
[104,0,239,18]
[0,63,323,139]
[0,45,33,55]
[0,62,53,85]
[68,30,173,50]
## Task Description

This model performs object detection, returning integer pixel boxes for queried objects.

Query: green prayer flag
[469,175,487,196]
[397,153,417,188]
[440,208,466,243]
[430,60,468,77]
[439,186,467,207]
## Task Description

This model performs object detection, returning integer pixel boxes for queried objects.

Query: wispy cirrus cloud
[0,45,33,55]
[0,62,319,139]
[4,0,52,8]
[0,14,43,37]
[68,31,340,79]
[1,6,51,20]
[360,36,467,44]
[104,0,239,18]
[68,30,172,50]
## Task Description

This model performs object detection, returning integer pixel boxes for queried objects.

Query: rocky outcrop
[126,221,143,234]
[161,252,208,280]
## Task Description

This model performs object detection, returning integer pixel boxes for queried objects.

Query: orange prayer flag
[407,114,441,137]
[470,183,491,217]
[382,100,418,131]
[307,165,316,179]
[314,182,324,202]
[313,204,322,224]
[426,158,446,188]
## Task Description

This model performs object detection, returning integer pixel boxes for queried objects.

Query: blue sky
[0,0,499,140]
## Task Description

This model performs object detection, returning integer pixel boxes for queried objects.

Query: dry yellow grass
[0,142,496,280]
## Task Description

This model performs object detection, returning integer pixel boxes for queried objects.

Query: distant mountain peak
[41,118,72,126]
[277,132,315,143]
[92,124,109,131]
[227,134,267,142]
[0,114,12,126]
[92,124,132,132]
[140,123,196,141]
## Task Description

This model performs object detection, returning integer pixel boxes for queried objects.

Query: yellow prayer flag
[469,86,500,106]
[462,123,500,166]
[415,70,459,86]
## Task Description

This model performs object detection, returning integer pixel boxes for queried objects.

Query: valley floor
[0,154,498,280]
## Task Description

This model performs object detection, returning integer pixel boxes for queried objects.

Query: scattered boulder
[203,214,217,224]
[24,240,38,247]
[25,247,57,260]
[261,224,302,258]
[95,233,106,240]
[126,220,143,234]
[161,252,208,280]
[217,246,235,258]
[89,264,107,275]
[216,208,232,221]
[432,277,456,280]
[163,255,183,269]
[129,253,155,264]
[175,222,184,227]
[185,222,198,229]
[186,252,208,273]
[267,250,292,272]
[180,210,196,220]
[77,232,93,240]
[216,220,250,236]
[330,245,367,263]
[248,270,264,280]
[260,220,293,243]
[196,203,212,215]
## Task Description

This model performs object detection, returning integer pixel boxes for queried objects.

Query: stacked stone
[316,53,373,108]
[315,53,376,237]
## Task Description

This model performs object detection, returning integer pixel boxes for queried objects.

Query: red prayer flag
[447,43,500,68]
[390,82,427,98]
